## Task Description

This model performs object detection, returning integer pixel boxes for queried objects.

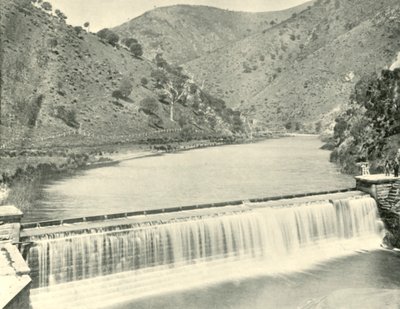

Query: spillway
[24,192,384,308]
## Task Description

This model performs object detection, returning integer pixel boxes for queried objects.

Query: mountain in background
[116,0,400,132]
[184,0,400,131]
[0,0,244,150]
[112,3,313,64]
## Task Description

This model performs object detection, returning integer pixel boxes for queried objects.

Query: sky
[48,0,310,32]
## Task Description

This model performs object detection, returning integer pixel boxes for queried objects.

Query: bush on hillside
[54,106,79,128]
[154,53,169,69]
[41,1,52,11]
[122,38,138,47]
[130,43,143,57]
[141,77,148,87]
[112,90,124,100]
[97,28,119,46]
[55,9,67,21]
[139,97,160,115]
[74,26,83,35]
[118,78,133,98]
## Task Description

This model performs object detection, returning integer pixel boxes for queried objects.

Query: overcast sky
[48,0,310,31]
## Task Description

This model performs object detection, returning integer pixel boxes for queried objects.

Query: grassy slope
[184,0,400,129]
[0,0,243,150]
[112,3,313,64]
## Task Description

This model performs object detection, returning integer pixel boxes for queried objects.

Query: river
[25,136,354,222]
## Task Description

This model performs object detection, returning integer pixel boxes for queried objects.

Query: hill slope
[0,0,244,150]
[184,0,400,130]
[112,3,313,64]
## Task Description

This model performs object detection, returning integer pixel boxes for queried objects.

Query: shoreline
[0,136,254,210]
[0,133,318,211]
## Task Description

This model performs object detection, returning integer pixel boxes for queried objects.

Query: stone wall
[356,175,400,248]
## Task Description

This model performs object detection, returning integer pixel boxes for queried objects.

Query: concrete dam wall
[18,190,385,308]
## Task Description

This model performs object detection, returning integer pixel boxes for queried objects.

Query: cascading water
[27,195,384,308]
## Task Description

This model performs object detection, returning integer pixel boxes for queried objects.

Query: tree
[141,77,148,87]
[84,22,90,32]
[122,38,138,47]
[41,1,52,11]
[356,70,400,141]
[74,26,83,35]
[55,9,67,21]
[159,71,193,121]
[130,43,143,57]
[112,90,123,101]
[97,28,119,46]
[118,78,133,98]
[154,53,168,69]
[331,69,400,173]
[140,97,160,115]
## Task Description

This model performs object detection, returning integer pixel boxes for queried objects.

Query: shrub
[54,106,79,128]
[48,38,58,49]
[140,97,160,115]
[97,28,119,46]
[112,90,123,100]
[74,26,83,35]
[122,38,138,47]
[118,77,133,98]
[154,53,168,69]
[141,77,148,87]
[55,9,67,21]
[130,43,143,57]
[41,1,52,11]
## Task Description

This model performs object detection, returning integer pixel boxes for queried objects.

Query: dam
[13,189,383,308]
[1,138,400,308]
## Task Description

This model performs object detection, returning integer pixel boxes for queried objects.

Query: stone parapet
[355,174,399,200]
[0,206,23,243]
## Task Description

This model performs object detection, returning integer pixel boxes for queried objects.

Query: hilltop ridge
[112,2,313,64]
[183,0,400,130]
[0,0,245,150]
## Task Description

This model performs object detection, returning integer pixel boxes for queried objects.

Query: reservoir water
[25,136,400,308]
[25,136,354,222]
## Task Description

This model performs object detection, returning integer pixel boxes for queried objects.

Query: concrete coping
[355,174,399,184]
[0,242,31,309]
[0,242,30,276]
[0,206,23,222]
[20,190,366,239]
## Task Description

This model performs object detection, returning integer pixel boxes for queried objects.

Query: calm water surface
[25,136,354,222]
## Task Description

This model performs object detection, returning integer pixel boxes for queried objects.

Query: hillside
[0,0,244,151]
[184,0,400,131]
[112,3,313,64]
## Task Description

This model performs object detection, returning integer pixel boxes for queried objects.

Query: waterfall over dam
[24,191,384,308]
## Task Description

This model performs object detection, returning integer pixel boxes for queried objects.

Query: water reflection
[25,137,354,222]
